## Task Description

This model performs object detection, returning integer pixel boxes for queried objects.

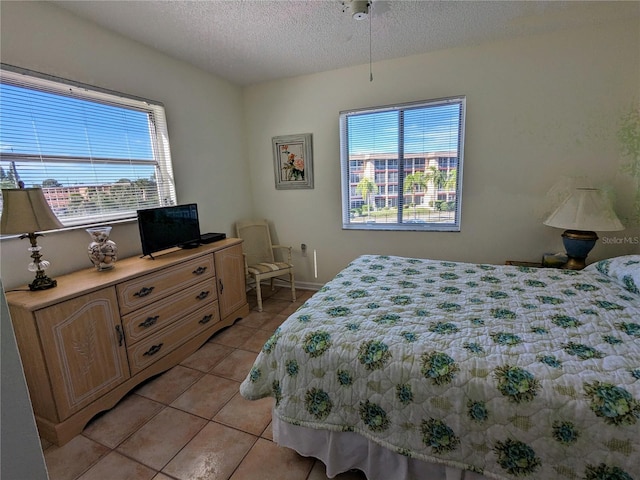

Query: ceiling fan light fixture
[343,0,370,20]
[340,0,374,82]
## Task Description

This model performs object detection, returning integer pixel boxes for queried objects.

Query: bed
[240,254,640,480]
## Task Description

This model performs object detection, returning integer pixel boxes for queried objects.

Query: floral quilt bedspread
[240,255,640,479]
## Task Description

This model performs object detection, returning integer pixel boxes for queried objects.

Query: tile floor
[40,288,366,480]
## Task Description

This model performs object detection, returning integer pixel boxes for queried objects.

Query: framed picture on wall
[272,133,314,190]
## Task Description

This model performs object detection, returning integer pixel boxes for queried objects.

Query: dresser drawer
[127,302,220,375]
[117,255,215,314]
[122,279,217,345]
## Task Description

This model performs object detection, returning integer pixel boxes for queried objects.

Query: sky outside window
[0,83,156,187]
[347,103,460,157]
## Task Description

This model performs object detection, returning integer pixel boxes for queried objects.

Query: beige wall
[0,1,252,289]
[1,2,639,291]
[244,17,640,287]
[0,2,638,476]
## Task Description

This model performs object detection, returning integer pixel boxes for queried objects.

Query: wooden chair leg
[290,272,296,302]
[255,278,263,312]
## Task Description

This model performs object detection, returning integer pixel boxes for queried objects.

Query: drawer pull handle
[196,291,210,300]
[139,316,159,328]
[134,286,155,298]
[143,343,163,356]
[193,266,207,275]
[115,325,124,347]
[219,278,224,294]
[199,314,213,325]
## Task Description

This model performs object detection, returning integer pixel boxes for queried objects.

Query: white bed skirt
[273,415,488,480]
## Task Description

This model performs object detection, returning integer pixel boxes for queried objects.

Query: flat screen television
[137,203,201,258]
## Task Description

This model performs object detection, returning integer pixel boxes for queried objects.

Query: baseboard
[270,278,322,291]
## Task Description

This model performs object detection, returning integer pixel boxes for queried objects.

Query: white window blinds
[340,96,465,231]
[0,65,177,227]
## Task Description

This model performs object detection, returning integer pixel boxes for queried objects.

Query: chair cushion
[248,262,292,275]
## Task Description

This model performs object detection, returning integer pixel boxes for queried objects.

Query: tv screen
[137,204,201,258]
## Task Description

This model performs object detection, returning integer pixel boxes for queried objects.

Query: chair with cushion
[235,219,296,312]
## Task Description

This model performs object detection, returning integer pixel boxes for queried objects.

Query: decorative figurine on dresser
[87,226,118,270]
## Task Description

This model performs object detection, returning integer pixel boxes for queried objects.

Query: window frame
[339,96,466,232]
[0,64,177,229]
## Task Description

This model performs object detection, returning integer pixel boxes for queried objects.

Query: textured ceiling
[53,1,639,86]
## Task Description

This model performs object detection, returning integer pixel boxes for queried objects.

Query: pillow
[584,255,640,295]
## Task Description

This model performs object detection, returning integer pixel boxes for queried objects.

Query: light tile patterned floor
[40,288,367,480]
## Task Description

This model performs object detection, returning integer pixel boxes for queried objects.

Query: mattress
[240,254,640,479]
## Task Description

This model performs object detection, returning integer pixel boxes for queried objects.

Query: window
[0,65,176,228]
[340,96,465,231]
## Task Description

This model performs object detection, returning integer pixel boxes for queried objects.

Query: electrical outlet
[301,243,307,257]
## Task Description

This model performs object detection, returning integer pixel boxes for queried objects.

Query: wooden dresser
[6,238,249,446]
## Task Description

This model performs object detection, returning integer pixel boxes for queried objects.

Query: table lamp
[543,187,624,270]
[1,186,64,290]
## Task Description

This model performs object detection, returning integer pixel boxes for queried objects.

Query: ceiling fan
[341,1,374,81]
[341,0,371,20]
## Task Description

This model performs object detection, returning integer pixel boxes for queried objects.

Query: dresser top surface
[5,238,242,310]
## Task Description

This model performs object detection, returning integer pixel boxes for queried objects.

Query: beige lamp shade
[543,188,624,232]
[1,188,64,234]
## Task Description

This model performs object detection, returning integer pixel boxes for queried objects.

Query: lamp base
[560,229,598,270]
[29,273,58,291]
[22,233,58,291]
[562,257,588,271]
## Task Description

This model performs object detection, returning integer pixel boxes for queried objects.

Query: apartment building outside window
[339,96,466,231]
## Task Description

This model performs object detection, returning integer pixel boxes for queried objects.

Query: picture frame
[272,133,314,190]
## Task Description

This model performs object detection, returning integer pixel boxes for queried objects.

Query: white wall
[1,3,638,290]
[244,17,640,287]
[0,2,638,477]
[1,282,49,480]
[0,5,252,476]
[0,1,253,289]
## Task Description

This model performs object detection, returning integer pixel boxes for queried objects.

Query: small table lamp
[543,187,624,270]
[1,187,64,290]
